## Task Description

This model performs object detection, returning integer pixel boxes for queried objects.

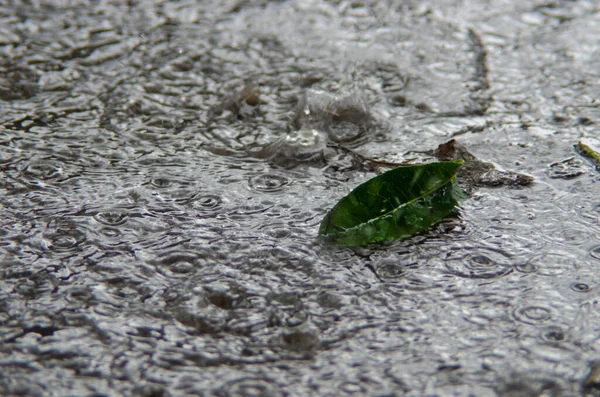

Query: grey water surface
[1,1,600,396]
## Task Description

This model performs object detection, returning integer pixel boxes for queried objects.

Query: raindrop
[513,305,552,324]
[248,173,291,193]
[327,121,366,144]
[444,248,512,279]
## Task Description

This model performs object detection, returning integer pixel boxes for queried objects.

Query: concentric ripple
[93,211,129,226]
[590,245,600,261]
[42,220,87,253]
[248,173,291,193]
[526,252,575,277]
[444,247,513,279]
[513,305,553,325]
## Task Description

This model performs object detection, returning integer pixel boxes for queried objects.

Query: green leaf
[319,160,466,246]
[577,138,600,167]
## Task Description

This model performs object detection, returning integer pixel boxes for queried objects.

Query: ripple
[21,160,64,181]
[513,305,553,325]
[93,211,129,226]
[375,261,407,279]
[152,251,199,278]
[327,121,367,144]
[248,173,291,193]
[546,225,590,246]
[444,247,513,279]
[150,177,173,188]
[590,245,600,261]
[526,252,574,276]
[183,193,224,216]
[99,227,121,238]
[505,100,531,112]
[223,378,283,397]
[260,223,293,239]
[42,222,87,253]
[570,282,591,292]
[514,263,538,273]
[540,325,568,343]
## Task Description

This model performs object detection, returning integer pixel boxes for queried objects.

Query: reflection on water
[1,0,600,395]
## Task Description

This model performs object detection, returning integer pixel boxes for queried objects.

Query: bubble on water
[443,247,513,279]
[248,173,291,193]
[513,305,553,325]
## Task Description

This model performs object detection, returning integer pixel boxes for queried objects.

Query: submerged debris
[430,139,535,193]
[582,361,600,394]
[327,138,534,195]
[548,157,586,179]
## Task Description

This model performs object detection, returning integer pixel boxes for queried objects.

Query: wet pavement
[1,1,600,396]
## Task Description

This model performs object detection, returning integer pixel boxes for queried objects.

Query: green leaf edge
[577,138,600,166]
[319,159,466,246]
